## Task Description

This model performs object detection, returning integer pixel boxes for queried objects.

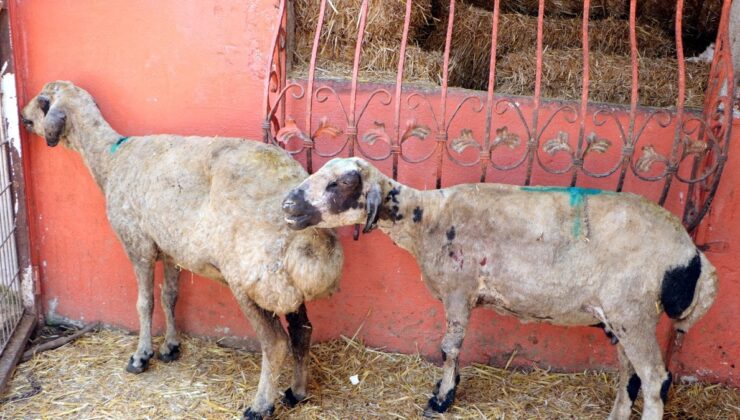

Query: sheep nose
[282,198,295,212]
[283,189,308,214]
[21,117,33,128]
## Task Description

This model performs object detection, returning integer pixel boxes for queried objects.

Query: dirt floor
[1,329,738,419]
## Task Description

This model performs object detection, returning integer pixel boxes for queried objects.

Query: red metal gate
[262,0,734,233]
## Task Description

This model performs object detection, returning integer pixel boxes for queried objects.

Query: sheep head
[283,157,384,232]
[21,80,95,149]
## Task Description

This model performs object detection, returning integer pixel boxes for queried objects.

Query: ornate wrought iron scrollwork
[263,0,732,232]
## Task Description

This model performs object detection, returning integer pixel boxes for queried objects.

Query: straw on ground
[1,329,738,419]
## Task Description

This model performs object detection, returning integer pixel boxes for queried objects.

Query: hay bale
[495,49,710,108]
[461,0,627,18]
[638,0,722,55]
[295,0,432,49]
[292,31,446,84]
[429,4,674,90]
[292,0,439,83]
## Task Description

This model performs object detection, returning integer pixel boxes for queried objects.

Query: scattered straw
[494,49,710,108]
[2,329,738,418]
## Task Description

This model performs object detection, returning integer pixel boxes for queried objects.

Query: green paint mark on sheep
[110,136,130,154]
[520,186,614,238]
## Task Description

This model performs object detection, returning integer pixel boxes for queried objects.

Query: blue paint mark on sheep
[520,186,613,238]
[110,136,130,153]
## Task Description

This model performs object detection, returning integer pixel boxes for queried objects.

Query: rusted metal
[571,0,591,187]
[391,0,414,181]
[436,0,456,189]
[480,0,501,182]
[615,0,639,192]
[262,0,287,144]
[659,0,687,206]
[264,0,734,232]
[524,0,546,186]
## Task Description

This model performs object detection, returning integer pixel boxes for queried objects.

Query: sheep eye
[326,181,338,190]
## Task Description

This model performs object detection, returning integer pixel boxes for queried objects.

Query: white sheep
[21,81,344,419]
[283,156,718,420]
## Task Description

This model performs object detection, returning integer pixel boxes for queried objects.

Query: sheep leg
[126,257,156,374]
[425,293,471,415]
[158,256,181,362]
[608,344,639,420]
[236,293,289,419]
[283,303,312,407]
[619,331,671,420]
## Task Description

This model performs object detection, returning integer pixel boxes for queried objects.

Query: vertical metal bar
[434,0,456,189]
[8,1,38,324]
[262,0,287,143]
[0,137,19,351]
[392,0,414,181]
[659,0,686,205]
[279,5,288,138]
[524,0,545,186]
[481,0,501,183]
[616,0,639,192]
[347,0,370,158]
[571,0,591,187]
[304,0,330,173]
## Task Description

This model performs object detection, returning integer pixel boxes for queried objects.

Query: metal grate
[262,0,734,233]
[0,133,21,354]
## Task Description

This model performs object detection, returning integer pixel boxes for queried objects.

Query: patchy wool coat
[21,81,343,418]
[283,156,717,420]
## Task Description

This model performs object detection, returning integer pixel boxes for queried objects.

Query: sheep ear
[43,107,66,146]
[363,183,382,233]
[38,95,51,115]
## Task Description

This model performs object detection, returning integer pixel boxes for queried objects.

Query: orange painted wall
[10,0,738,386]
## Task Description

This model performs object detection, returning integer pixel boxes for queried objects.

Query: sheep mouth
[285,213,321,230]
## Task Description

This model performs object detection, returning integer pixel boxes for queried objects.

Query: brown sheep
[283,156,717,420]
[21,81,344,419]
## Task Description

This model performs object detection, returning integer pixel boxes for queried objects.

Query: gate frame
[0,0,37,393]
[263,0,734,235]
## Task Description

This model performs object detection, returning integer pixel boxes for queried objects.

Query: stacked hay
[292,34,446,84]
[292,0,443,84]
[290,0,715,108]
[462,0,627,18]
[496,50,710,108]
[638,0,723,55]
[430,6,673,56]
[428,3,674,91]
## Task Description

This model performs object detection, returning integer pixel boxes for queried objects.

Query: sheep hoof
[282,388,306,407]
[125,351,154,374]
[157,343,181,362]
[243,405,274,420]
[424,380,457,415]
